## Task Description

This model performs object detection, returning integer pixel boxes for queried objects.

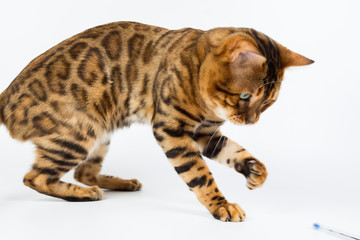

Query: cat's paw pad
[235,158,267,190]
[212,203,246,222]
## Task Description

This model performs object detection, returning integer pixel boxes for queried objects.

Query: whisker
[211,135,224,159]
[258,80,281,89]
[204,126,221,155]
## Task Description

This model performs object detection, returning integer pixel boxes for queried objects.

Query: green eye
[239,93,251,100]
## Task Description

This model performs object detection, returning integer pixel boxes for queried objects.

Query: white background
[0,0,359,239]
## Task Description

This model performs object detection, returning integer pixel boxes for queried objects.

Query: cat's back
[1,21,201,103]
[6,21,168,88]
[0,22,168,138]
[0,22,205,140]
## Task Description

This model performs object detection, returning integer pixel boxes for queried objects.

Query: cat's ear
[279,44,314,68]
[212,33,266,68]
[230,50,266,68]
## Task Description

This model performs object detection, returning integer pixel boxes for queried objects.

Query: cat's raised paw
[212,203,246,222]
[235,158,267,190]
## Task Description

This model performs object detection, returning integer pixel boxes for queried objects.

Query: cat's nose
[245,119,255,124]
[245,115,258,124]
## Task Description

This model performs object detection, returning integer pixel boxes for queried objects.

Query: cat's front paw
[212,203,246,222]
[235,158,267,190]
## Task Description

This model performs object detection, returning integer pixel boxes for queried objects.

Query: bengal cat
[0,22,313,222]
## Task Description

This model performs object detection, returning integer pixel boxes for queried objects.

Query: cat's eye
[239,93,251,100]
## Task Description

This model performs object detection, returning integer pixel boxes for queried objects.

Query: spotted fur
[0,22,313,221]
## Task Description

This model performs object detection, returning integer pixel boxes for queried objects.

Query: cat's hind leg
[23,141,103,201]
[74,141,142,191]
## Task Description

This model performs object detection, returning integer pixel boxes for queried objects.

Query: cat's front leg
[152,122,246,222]
[195,127,267,189]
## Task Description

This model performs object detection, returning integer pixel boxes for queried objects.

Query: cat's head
[199,28,313,125]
